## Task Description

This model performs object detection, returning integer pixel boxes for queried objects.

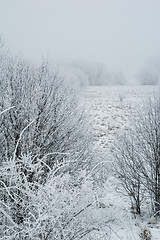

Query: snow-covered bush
[138,64,160,85]
[0,152,109,240]
[60,66,89,90]
[113,94,160,217]
[0,50,110,239]
[67,60,127,86]
[0,54,93,176]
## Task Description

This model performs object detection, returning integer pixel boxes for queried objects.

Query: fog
[0,0,160,78]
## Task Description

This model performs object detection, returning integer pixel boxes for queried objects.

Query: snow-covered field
[84,85,160,240]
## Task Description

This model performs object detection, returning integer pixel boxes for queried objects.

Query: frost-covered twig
[0,106,15,115]
[0,180,17,202]
[0,207,18,227]
[13,119,35,161]
[63,202,93,228]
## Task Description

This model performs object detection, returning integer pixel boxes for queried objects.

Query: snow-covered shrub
[60,66,89,90]
[113,94,160,217]
[0,51,110,239]
[0,54,93,176]
[0,152,109,240]
[138,64,160,85]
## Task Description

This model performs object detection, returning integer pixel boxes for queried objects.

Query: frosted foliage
[0,52,109,239]
[0,55,93,176]
[0,153,110,239]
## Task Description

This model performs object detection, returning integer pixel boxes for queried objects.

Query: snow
[85,85,160,240]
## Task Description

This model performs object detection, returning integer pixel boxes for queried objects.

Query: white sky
[0,0,160,77]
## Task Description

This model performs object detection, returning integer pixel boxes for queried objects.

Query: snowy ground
[84,85,160,240]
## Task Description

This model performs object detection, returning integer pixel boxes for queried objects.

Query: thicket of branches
[0,54,92,172]
[0,50,108,239]
[0,151,103,239]
[113,94,160,217]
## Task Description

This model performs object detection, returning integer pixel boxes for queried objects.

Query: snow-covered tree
[138,63,160,85]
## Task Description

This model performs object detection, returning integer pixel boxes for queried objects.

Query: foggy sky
[0,0,160,77]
